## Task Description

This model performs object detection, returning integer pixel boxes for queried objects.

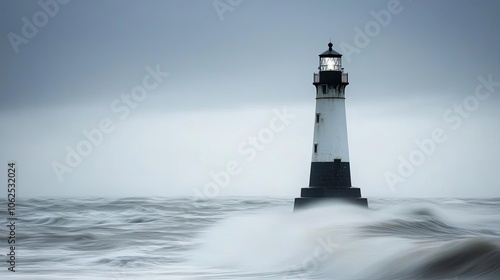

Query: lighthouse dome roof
[319,42,342,57]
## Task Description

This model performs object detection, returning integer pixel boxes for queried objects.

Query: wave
[360,207,498,240]
[191,201,500,279]
[414,238,500,279]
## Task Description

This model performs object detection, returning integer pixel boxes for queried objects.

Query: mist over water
[2,197,500,279]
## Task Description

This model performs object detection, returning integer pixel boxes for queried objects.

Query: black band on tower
[309,159,351,187]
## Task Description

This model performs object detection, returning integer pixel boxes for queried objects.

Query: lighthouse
[294,42,368,209]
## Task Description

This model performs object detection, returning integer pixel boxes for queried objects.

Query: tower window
[315,113,320,123]
[321,85,327,94]
[314,143,318,153]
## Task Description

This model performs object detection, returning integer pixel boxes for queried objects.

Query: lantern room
[313,42,348,86]
[319,42,342,71]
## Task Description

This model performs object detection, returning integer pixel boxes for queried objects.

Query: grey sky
[1,0,499,198]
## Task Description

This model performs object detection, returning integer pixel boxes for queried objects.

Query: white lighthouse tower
[294,42,368,209]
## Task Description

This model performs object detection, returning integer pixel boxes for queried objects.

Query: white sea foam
[191,199,500,279]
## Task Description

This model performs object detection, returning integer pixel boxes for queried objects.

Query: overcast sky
[1,0,499,199]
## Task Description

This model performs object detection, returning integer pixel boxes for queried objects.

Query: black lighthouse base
[294,160,368,210]
[293,187,368,210]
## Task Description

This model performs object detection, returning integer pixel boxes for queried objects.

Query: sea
[1,197,500,280]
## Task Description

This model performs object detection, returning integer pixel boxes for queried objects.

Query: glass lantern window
[320,57,342,71]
